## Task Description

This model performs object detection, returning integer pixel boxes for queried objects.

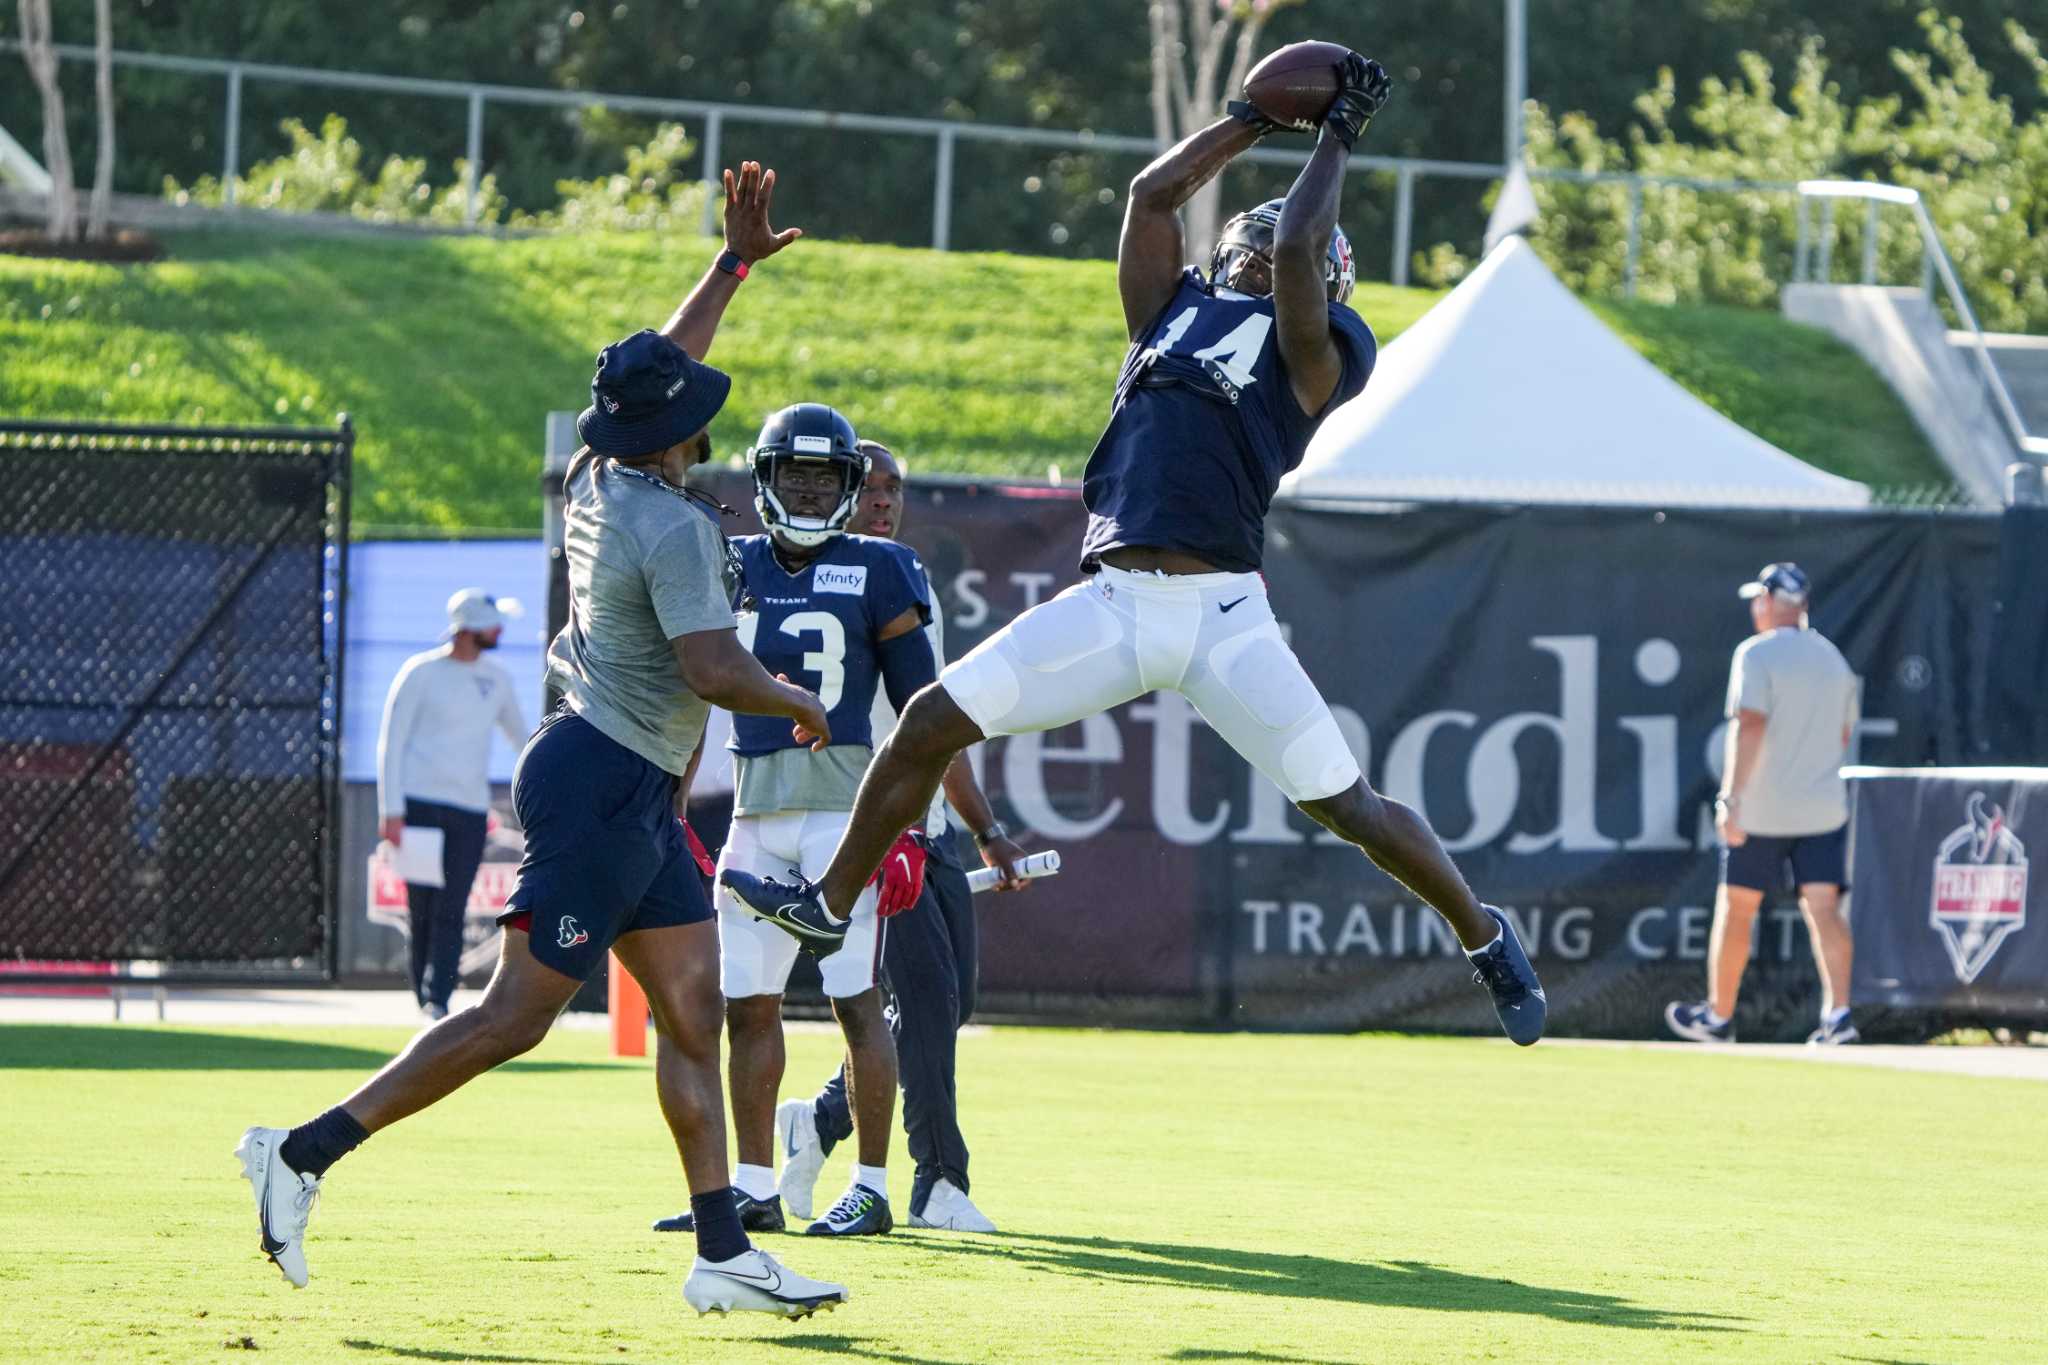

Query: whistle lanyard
[604,461,754,613]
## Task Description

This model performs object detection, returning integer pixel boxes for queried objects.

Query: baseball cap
[575,330,733,459]
[445,588,524,637]
[1737,562,1811,601]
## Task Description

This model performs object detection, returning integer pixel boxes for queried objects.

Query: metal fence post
[463,90,484,226]
[1623,177,1643,298]
[932,126,956,251]
[699,109,723,238]
[222,64,243,206]
[1862,198,1879,285]
[1391,165,1415,287]
[1921,238,1936,299]
[1827,198,1839,280]
[1793,193,1809,283]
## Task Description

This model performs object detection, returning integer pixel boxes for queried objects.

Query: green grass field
[2,1022,2040,1363]
[0,231,1944,533]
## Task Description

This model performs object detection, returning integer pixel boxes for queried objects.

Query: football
[1241,40,1353,131]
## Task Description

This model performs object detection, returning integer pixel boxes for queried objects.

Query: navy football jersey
[1080,268,1376,573]
[727,533,930,757]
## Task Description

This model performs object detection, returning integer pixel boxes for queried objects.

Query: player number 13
[737,609,846,711]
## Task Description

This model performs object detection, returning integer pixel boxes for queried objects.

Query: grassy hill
[0,230,1944,533]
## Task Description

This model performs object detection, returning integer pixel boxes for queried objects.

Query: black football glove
[1323,53,1393,151]
[1227,99,1288,140]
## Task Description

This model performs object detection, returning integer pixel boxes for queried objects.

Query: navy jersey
[727,533,930,757]
[1080,269,1376,573]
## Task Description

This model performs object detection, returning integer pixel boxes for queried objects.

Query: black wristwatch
[972,820,1008,847]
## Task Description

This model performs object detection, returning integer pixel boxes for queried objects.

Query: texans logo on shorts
[558,916,590,950]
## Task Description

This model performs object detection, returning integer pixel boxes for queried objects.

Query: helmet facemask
[1209,199,1356,305]
[752,448,867,549]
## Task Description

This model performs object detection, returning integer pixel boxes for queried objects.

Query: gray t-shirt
[1726,626,1859,836]
[545,457,737,775]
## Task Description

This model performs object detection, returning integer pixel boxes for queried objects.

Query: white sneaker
[908,1178,996,1233]
[235,1126,320,1288]
[682,1248,848,1320]
[776,1099,826,1221]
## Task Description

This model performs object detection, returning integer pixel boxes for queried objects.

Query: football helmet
[747,403,867,549]
[1209,199,1356,305]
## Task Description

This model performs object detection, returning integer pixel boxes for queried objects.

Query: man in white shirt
[377,588,528,1019]
[1666,563,1861,1046]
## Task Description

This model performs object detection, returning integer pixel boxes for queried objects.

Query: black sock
[690,1188,749,1263]
[278,1106,369,1179]
[813,1098,839,1160]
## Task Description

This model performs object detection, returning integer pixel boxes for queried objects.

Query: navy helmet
[1209,199,1356,305]
[747,403,868,548]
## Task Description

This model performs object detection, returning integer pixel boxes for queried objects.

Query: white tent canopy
[1279,236,1870,508]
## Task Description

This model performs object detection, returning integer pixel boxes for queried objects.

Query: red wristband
[716,249,749,280]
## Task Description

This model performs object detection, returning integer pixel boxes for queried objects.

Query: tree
[1146,0,1304,261]
[87,0,114,241]
[16,0,78,241]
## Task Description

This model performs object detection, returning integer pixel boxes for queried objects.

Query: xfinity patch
[793,434,833,453]
[814,564,868,596]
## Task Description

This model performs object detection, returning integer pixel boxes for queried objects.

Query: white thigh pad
[1189,623,1360,802]
[1009,586,1121,672]
[1207,624,1323,731]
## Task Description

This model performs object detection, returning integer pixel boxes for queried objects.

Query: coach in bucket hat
[578,329,733,459]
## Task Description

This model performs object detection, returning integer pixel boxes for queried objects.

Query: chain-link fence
[0,418,352,984]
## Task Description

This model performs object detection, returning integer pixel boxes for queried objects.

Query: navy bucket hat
[576,329,732,458]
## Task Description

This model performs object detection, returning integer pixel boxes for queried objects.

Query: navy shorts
[498,707,711,981]
[1720,824,1848,894]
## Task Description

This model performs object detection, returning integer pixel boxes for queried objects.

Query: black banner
[687,472,2015,1039]
[1848,769,2047,1016]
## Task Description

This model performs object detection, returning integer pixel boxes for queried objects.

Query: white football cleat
[908,1178,996,1233]
[682,1248,848,1320]
[235,1126,320,1288]
[776,1098,827,1221]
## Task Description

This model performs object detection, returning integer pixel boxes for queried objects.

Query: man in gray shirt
[237,162,850,1320]
[1667,563,1861,1046]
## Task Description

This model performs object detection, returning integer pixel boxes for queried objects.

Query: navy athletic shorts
[498,706,711,981]
[1720,823,1848,894]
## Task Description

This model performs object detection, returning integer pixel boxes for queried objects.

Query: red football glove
[682,818,716,880]
[870,830,928,918]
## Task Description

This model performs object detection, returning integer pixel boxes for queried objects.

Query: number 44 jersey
[1080,267,1376,576]
[727,533,931,817]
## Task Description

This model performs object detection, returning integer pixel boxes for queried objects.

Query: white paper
[392,825,446,888]
[966,849,1061,894]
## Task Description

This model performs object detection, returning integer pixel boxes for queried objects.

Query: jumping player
[235,162,849,1319]
[723,55,1548,1044]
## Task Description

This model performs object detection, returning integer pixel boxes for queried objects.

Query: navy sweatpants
[402,798,489,1011]
[814,828,978,1212]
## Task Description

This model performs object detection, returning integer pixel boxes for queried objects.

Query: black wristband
[715,249,749,280]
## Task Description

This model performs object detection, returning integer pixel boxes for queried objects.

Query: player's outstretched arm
[1119,117,1263,339]
[1274,55,1390,413]
[660,161,802,361]
[672,627,832,750]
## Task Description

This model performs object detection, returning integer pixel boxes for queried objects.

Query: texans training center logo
[1928,792,2029,984]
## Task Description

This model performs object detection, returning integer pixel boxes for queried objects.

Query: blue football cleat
[1470,906,1546,1045]
[1664,1000,1736,1044]
[720,869,849,951]
[806,1184,893,1238]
